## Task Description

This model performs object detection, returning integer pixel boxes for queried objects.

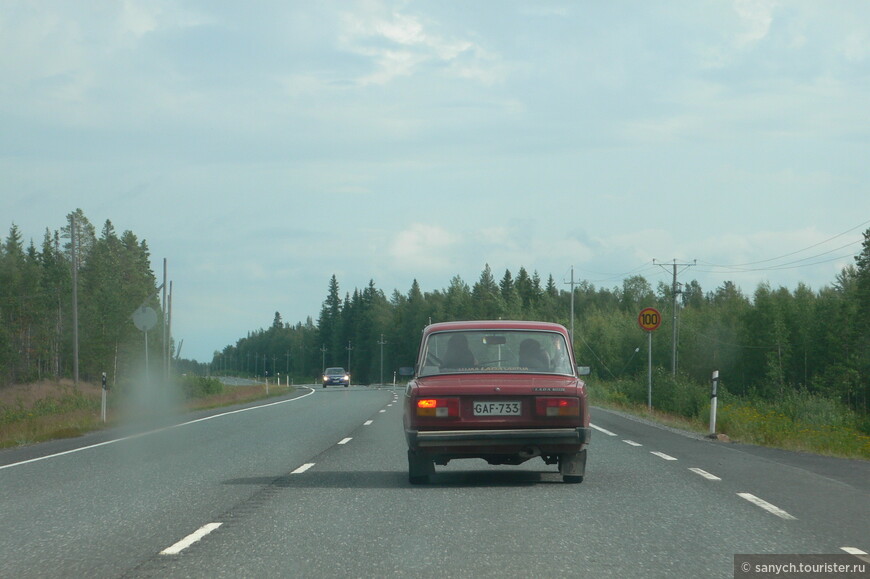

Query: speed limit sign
[638,307,661,332]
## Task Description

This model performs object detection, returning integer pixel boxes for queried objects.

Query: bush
[180,375,223,399]
[590,371,709,419]
[649,369,709,418]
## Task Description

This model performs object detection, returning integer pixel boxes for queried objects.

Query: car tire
[408,450,434,485]
[322,384,327,388]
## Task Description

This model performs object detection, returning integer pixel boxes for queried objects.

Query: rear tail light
[417,398,459,417]
[536,397,580,417]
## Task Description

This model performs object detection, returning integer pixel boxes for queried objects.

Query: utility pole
[167,279,173,382]
[346,341,353,375]
[162,259,168,384]
[320,344,327,373]
[654,259,696,376]
[378,334,387,385]
[70,214,79,387]
[564,265,577,342]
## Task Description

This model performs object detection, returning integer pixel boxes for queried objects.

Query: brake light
[536,397,580,417]
[417,398,459,417]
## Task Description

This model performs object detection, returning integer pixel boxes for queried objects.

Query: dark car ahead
[403,320,591,485]
[322,367,350,388]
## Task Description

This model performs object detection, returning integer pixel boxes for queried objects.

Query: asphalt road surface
[1,386,868,578]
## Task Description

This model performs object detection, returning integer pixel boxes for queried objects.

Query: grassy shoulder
[590,372,870,460]
[0,376,298,450]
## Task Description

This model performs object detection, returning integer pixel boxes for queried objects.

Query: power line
[697,250,858,275]
[700,218,869,269]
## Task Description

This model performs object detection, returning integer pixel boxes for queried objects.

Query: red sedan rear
[403,321,591,484]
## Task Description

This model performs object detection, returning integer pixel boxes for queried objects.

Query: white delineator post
[710,370,719,435]
[101,372,108,423]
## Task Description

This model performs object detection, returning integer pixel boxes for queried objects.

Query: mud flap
[559,449,587,483]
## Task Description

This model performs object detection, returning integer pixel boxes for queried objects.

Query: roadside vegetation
[0,377,294,449]
[592,373,870,459]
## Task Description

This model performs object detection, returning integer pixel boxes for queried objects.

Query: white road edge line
[160,523,222,555]
[737,493,797,520]
[689,467,721,481]
[651,451,678,461]
[841,547,868,555]
[292,463,315,474]
[338,437,352,445]
[0,387,317,471]
[590,424,617,436]
[363,420,373,426]
[623,440,642,447]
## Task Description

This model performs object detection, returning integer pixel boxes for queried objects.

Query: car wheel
[559,449,587,484]
[344,384,348,387]
[322,384,327,388]
[408,450,434,485]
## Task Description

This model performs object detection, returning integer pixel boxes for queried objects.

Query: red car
[403,320,591,484]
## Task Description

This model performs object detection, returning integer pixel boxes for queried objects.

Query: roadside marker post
[710,370,719,435]
[101,372,108,423]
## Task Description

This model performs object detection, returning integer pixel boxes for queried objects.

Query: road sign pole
[647,331,652,410]
[637,307,661,411]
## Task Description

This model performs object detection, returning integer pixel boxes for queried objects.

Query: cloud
[337,4,499,85]
[389,223,460,270]
[733,0,776,47]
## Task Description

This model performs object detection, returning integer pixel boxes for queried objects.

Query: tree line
[0,210,162,386]
[215,237,869,419]
[3,211,867,421]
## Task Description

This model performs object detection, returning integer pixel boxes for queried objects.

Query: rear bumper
[406,426,591,450]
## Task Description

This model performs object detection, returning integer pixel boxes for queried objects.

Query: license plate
[473,401,521,416]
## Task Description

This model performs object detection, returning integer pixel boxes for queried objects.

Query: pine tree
[471,264,503,319]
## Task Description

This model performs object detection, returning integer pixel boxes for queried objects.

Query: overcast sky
[3,1,869,362]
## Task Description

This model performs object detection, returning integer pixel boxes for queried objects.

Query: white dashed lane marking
[160,523,222,555]
[590,424,616,436]
[650,451,678,461]
[689,467,721,481]
[737,493,797,520]
[623,440,642,447]
[338,438,352,445]
[291,463,315,474]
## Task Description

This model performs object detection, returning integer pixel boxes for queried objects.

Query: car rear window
[418,330,573,377]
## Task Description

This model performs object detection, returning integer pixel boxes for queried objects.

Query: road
[1,386,868,578]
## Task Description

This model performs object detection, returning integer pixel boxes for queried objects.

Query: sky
[2,1,869,363]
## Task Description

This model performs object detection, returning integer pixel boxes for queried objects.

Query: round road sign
[132,306,158,332]
[638,307,662,332]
